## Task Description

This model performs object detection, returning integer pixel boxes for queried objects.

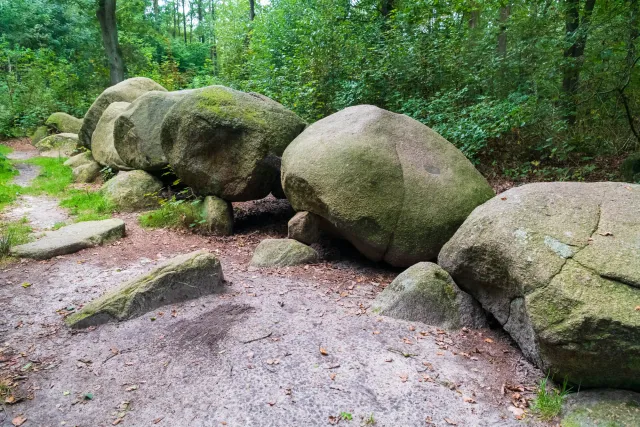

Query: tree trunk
[173,1,177,38]
[562,0,597,126]
[210,0,218,74]
[498,4,510,58]
[198,0,204,42]
[469,2,480,29]
[380,0,393,18]
[189,1,193,43]
[182,0,187,43]
[153,0,159,24]
[249,0,255,21]
[96,0,124,86]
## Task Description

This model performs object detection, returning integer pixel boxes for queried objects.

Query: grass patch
[60,189,115,222]
[530,376,572,420]
[24,157,73,196]
[0,218,33,258]
[0,145,20,211]
[139,199,204,230]
[0,145,13,156]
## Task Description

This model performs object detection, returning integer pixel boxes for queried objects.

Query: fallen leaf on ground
[112,418,123,425]
[635,306,640,311]
[598,231,613,236]
[330,373,336,381]
[21,282,31,288]
[484,338,494,343]
[153,418,163,424]
[319,347,328,356]
[463,396,476,403]
[508,406,525,419]
[12,416,27,426]
[372,330,380,335]
[399,374,408,383]
[444,418,457,425]
[125,385,138,392]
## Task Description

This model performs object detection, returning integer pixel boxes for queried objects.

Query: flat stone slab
[11,219,125,259]
[66,250,224,328]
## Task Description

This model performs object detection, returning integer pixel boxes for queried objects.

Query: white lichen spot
[544,236,574,259]
[514,228,528,244]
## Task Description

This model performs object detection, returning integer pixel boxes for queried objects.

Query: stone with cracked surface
[281,105,494,267]
[11,219,125,260]
[66,250,224,328]
[438,182,640,390]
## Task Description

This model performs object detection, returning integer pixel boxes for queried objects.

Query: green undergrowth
[0,218,33,259]
[0,146,20,211]
[59,189,116,222]
[23,157,73,196]
[139,198,204,230]
[530,376,572,420]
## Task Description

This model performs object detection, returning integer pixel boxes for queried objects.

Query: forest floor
[0,144,549,427]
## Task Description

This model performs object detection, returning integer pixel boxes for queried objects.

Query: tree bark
[182,0,187,43]
[562,0,597,126]
[498,4,510,58]
[380,0,393,18]
[96,0,124,86]
[249,0,255,21]
[153,0,159,23]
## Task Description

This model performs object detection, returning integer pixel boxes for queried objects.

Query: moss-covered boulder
[561,389,640,426]
[79,77,167,148]
[438,182,640,390]
[288,211,321,245]
[250,238,318,267]
[73,161,102,183]
[101,170,162,212]
[45,112,83,134]
[621,152,640,183]
[114,90,192,171]
[34,133,78,156]
[281,105,494,267]
[372,262,486,329]
[92,102,132,170]
[66,250,224,328]
[202,195,233,235]
[161,86,306,201]
[31,125,49,146]
[64,151,94,169]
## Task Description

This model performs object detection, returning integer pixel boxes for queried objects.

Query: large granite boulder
[281,105,494,267]
[114,90,192,171]
[79,77,167,148]
[438,182,640,390]
[31,125,49,146]
[371,262,486,329]
[64,151,95,169]
[34,133,78,156]
[66,250,224,328]
[91,102,132,170]
[101,170,162,212]
[11,219,125,260]
[250,239,319,267]
[160,86,306,201]
[45,112,83,134]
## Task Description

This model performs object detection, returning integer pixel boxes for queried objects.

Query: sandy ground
[0,148,547,427]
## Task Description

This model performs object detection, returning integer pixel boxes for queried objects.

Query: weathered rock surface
[561,389,640,426]
[34,133,78,156]
[64,151,94,169]
[202,195,233,235]
[101,170,162,212]
[66,250,223,328]
[250,239,318,267]
[372,262,486,329]
[45,112,83,134]
[281,105,494,267]
[621,151,640,183]
[161,86,306,201]
[438,182,640,390]
[31,125,49,146]
[288,211,321,245]
[114,90,191,171]
[79,77,167,148]
[11,219,125,260]
[73,161,102,183]
[91,102,132,170]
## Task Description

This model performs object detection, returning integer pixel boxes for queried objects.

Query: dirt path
[3,149,70,230]
[0,208,545,426]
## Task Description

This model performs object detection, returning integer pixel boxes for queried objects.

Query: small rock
[101,170,162,212]
[66,250,224,328]
[202,195,233,235]
[34,133,78,156]
[288,211,321,245]
[11,219,125,260]
[371,262,487,329]
[73,161,102,183]
[250,239,319,268]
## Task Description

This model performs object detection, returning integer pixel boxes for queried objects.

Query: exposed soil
[0,147,548,426]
